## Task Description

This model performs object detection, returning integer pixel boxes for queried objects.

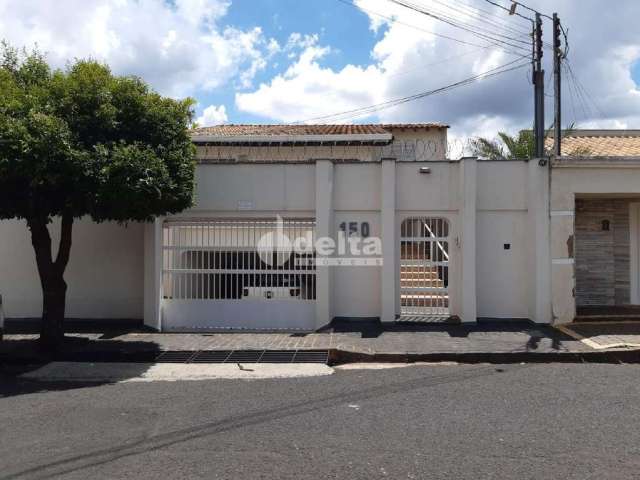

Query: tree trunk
[27,214,74,353]
[40,276,67,351]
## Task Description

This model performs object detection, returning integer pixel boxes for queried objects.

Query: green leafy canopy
[470,130,536,160]
[0,42,196,223]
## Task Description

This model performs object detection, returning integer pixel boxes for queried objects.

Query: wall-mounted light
[419,167,431,174]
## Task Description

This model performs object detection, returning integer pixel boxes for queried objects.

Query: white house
[2,125,640,331]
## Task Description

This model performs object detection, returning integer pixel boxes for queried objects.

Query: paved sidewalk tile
[1,321,595,359]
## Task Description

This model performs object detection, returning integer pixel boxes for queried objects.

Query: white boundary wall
[0,157,553,328]
[0,218,144,320]
[142,158,552,330]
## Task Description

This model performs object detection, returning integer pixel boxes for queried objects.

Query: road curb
[3,348,640,367]
[329,349,640,365]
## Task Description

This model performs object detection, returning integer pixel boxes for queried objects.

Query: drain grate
[293,350,330,363]
[259,350,297,363]
[153,349,329,364]
[226,350,264,363]
[155,351,198,363]
[190,350,233,363]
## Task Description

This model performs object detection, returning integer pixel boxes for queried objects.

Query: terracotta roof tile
[545,131,640,156]
[191,123,448,138]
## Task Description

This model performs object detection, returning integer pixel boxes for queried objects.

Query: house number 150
[339,221,370,237]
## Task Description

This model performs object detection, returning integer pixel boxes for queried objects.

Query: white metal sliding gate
[162,218,316,331]
[400,217,450,318]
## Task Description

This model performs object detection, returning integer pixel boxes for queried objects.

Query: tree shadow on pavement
[0,334,162,398]
[320,318,571,352]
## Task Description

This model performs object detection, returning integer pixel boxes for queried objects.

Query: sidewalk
[2,320,640,365]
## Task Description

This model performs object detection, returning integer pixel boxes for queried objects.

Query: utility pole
[533,12,545,158]
[553,13,562,157]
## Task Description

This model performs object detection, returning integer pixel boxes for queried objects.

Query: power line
[456,0,531,35]
[409,0,533,45]
[562,63,582,123]
[483,0,554,49]
[510,0,553,20]
[483,0,534,22]
[335,0,528,57]
[387,0,532,54]
[294,57,530,124]
[383,47,487,80]
[456,0,531,25]
[565,60,605,118]
[428,0,532,39]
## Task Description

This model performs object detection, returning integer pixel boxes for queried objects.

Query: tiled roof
[378,123,449,130]
[191,123,448,138]
[545,130,640,157]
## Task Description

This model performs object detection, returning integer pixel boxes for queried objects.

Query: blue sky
[1,0,640,137]
[633,60,640,87]
[201,0,384,123]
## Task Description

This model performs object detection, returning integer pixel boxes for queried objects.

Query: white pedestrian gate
[161,218,316,331]
[400,217,450,318]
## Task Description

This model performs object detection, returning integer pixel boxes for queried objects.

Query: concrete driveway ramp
[557,322,640,350]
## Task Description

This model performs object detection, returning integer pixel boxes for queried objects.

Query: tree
[0,43,196,350]
[470,130,536,159]
[471,124,583,159]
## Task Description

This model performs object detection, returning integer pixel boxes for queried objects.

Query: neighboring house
[546,129,640,157]
[2,125,640,331]
[547,130,640,321]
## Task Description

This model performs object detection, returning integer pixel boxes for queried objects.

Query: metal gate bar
[400,217,450,317]
[162,218,316,302]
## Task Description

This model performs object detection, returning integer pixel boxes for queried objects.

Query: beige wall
[382,128,448,161]
[194,163,315,212]
[0,141,557,327]
[332,212,382,318]
[187,158,539,322]
[476,211,529,318]
[195,128,448,163]
[396,162,460,211]
[197,144,377,163]
[0,218,144,319]
[334,163,381,210]
[475,161,535,319]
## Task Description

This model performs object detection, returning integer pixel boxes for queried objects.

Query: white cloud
[236,35,385,123]
[2,0,640,135]
[196,104,228,126]
[267,38,281,56]
[0,0,266,98]
[285,33,320,51]
[235,0,640,138]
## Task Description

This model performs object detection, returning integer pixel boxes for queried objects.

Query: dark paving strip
[1,349,332,365]
[259,351,297,363]
[190,351,233,363]
[226,350,265,363]
[155,351,198,363]
[5,348,640,366]
[293,350,330,363]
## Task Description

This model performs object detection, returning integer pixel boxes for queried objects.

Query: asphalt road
[1,363,640,479]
